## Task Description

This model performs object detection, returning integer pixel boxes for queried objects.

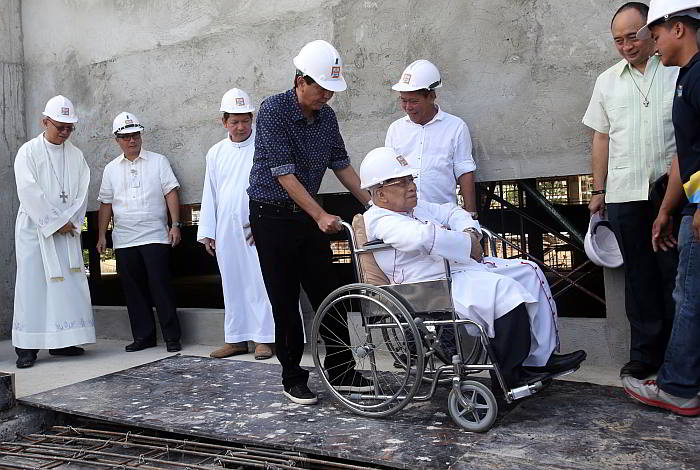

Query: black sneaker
[283,384,318,405]
[330,373,374,392]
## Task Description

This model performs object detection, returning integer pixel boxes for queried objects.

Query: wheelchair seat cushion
[352,214,391,286]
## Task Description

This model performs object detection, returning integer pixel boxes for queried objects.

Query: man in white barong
[13,95,95,369]
[97,112,182,353]
[198,88,275,360]
[360,147,586,388]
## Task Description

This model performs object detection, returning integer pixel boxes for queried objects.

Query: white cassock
[364,201,559,367]
[197,131,275,343]
[13,134,95,349]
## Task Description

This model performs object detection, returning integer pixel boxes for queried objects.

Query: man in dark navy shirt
[248,40,371,405]
[622,1,700,416]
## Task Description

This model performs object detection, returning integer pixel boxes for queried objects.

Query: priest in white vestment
[197,88,275,360]
[13,95,95,369]
[360,147,586,387]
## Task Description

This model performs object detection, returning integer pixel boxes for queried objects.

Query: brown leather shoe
[254,343,273,360]
[209,342,248,358]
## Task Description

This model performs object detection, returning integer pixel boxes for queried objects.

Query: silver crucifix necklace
[43,134,68,203]
[629,58,661,108]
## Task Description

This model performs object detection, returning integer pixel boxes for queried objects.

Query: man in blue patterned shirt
[248,40,371,405]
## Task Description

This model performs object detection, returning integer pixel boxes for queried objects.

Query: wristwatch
[173,221,183,228]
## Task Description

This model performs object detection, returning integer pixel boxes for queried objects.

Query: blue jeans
[658,215,700,398]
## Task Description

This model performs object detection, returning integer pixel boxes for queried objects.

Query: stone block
[0,372,16,411]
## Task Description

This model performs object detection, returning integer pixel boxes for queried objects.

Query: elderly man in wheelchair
[310,147,586,431]
[362,146,587,389]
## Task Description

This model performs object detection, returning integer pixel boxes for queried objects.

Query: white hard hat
[293,40,347,92]
[391,59,443,92]
[584,213,623,269]
[638,0,700,39]
[42,95,78,123]
[220,88,255,114]
[112,112,144,135]
[360,147,418,189]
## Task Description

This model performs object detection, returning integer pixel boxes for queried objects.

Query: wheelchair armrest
[479,227,499,258]
[356,239,393,253]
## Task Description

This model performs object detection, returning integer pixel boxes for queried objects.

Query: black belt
[251,199,305,213]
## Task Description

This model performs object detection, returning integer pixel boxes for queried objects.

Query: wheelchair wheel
[448,380,498,432]
[312,283,424,418]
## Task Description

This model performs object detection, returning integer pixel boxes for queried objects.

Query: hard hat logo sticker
[125,119,133,125]
[61,107,70,116]
[396,155,408,166]
[235,97,245,106]
[330,66,341,79]
[401,73,411,84]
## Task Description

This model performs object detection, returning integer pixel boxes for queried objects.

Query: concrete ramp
[16,356,700,469]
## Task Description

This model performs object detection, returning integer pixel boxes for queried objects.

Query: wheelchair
[310,216,576,432]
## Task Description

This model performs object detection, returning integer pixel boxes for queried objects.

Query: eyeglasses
[116,132,142,141]
[380,175,415,188]
[47,119,75,133]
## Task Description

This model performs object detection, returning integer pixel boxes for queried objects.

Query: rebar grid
[0,425,385,470]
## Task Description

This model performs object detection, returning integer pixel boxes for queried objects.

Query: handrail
[480,226,604,305]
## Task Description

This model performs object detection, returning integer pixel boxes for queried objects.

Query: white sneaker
[622,376,700,416]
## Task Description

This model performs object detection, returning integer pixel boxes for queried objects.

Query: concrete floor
[19,355,699,470]
[0,339,624,398]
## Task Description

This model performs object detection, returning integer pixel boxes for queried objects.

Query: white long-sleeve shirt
[385,107,476,204]
[364,200,480,283]
[364,200,558,365]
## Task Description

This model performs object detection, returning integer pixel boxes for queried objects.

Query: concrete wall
[0,0,25,337]
[20,0,623,207]
[5,1,631,350]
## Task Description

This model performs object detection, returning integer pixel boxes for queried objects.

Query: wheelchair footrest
[508,366,581,401]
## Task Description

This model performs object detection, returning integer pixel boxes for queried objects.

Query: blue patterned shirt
[248,88,350,201]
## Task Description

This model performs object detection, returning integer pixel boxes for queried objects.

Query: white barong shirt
[98,150,179,249]
[582,55,678,203]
